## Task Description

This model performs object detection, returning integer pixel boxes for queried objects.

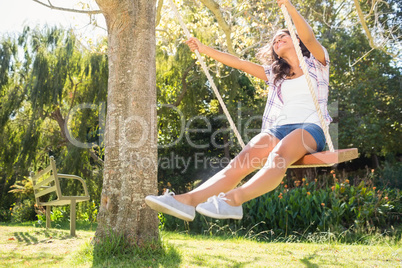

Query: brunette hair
[257,30,311,85]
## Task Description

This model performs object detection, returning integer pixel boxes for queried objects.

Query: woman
[145,0,331,221]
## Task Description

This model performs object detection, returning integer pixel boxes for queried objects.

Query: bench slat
[32,165,53,184]
[35,185,57,198]
[39,197,90,206]
[59,196,91,201]
[33,174,55,190]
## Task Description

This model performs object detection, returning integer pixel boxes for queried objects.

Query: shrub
[10,199,37,223]
[0,207,12,222]
[77,200,99,223]
[162,178,401,237]
[36,206,70,225]
[7,177,36,223]
[376,160,402,189]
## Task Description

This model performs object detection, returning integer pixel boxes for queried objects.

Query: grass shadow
[191,253,257,268]
[1,220,97,232]
[300,253,319,268]
[2,226,90,267]
[13,232,38,245]
[12,228,73,246]
[41,229,73,240]
[300,257,319,268]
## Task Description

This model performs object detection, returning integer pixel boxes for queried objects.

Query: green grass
[1,223,401,267]
[0,223,94,267]
[166,232,402,267]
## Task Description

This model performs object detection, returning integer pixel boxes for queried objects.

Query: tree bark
[51,107,68,143]
[94,0,158,246]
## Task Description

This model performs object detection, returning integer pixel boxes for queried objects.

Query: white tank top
[274,75,321,126]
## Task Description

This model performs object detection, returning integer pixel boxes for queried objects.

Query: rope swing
[280,5,334,153]
[168,0,358,168]
[168,0,245,149]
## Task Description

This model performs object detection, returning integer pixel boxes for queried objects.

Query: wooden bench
[30,156,90,236]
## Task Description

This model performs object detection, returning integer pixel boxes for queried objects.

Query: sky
[0,0,106,40]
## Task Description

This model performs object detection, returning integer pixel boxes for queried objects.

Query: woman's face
[272,31,292,56]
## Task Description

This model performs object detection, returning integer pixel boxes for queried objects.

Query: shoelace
[206,193,230,214]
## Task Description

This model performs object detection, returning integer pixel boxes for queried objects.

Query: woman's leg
[174,132,280,206]
[224,128,318,206]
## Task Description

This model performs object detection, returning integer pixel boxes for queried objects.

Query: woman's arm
[186,37,267,80]
[278,0,326,65]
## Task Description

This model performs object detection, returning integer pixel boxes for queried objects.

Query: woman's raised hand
[185,37,205,53]
[276,0,294,9]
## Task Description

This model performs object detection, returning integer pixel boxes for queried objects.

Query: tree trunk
[94,0,158,246]
[51,107,68,143]
[371,154,380,169]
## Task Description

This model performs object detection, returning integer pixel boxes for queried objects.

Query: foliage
[0,207,12,222]
[154,0,401,195]
[162,176,401,237]
[8,176,34,199]
[376,158,402,189]
[77,200,99,223]
[10,199,37,223]
[0,0,400,238]
[36,206,70,226]
[33,202,99,227]
[7,177,36,223]
[326,28,401,158]
[0,26,107,222]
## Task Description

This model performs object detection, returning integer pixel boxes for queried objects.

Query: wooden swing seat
[290,148,359,168]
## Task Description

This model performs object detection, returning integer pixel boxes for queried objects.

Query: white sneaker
[196,193,243,220]
[145,189,195,221]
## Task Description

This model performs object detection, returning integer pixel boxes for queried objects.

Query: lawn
[0,223,95,267]
[1,224,401,267]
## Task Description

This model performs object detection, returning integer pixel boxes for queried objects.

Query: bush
[77,200,99,223]
[162,177,401,237]
[36,206,70,226]
[10,199,37,223]
[0,207,12,222]
[6,176,36,223]
[376,160,402,189]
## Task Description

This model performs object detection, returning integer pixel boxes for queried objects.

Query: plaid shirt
[261,46,332,131]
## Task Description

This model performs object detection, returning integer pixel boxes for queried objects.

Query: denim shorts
[265,123,326,152]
